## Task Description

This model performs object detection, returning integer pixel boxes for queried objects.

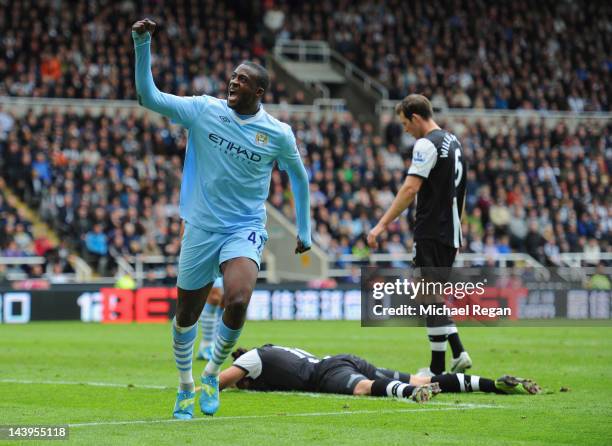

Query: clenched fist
[132,18,156,35]
[295,237,311,254]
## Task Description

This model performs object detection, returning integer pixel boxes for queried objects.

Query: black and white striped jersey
[407,129,467,248]
[233,344,320,392]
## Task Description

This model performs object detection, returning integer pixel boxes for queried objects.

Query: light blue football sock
[172,317,197,390]
[199,303,219,348]
[203,320,242,376]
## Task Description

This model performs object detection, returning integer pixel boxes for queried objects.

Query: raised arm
[132,19,203,127]
[277,127,312,254]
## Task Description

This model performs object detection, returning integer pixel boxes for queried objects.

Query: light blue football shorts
[177,222,268,290]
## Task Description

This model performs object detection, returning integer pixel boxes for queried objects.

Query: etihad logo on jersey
[209,133,262,162]
[255,132,269,146]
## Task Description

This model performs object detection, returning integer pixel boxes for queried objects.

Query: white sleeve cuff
[407,138,437,178]
[233,349,263,379]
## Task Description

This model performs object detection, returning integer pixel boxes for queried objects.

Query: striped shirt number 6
[454,147,463,187]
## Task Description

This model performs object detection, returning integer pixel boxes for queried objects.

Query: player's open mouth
[228,89,238,100]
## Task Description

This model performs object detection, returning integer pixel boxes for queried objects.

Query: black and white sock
[431,373,503,394]
[371,379,416,399]
[446,324,465,359]
[426,324,448,375]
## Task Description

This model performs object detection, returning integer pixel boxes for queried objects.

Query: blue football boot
[199,374,220,416]
[173,389,196,419]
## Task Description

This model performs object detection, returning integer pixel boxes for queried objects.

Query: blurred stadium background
[0,0,609,306]
[0,1,611,443]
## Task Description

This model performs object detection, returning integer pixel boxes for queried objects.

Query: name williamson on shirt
[209,133,262,162]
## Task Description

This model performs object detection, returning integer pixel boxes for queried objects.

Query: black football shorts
[413,238,457,268]
[314,355,378,394]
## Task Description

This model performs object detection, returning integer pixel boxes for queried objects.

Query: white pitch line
[0,378,169,390]
[0,378,501,409]
[245,390,499,408]
[70,405,501,428]
[0,379,501,409]
[2,377,504,428]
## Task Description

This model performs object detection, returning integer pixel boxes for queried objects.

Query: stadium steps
[275,61,346,84]
[271,40,388,124]
[0,185,60,246]
[264,203,329,282]
[0,184,93,279]
[267,57,321,104]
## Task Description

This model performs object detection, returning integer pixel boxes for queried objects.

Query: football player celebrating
[132,19,311,419]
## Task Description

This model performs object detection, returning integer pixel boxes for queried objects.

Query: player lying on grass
[218,344,541,403]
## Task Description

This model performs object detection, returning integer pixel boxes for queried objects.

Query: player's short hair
[240,61,269,93]
[395,94,433,120]
[232,347,249,360]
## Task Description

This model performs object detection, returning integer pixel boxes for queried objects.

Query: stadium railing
[0,256,47,282]
[273,40,332,63]
[113,254,271,286]
[558,253,612,268]
[327,252,546,278]
[0,256,91,282]
[115,251,611,283]
[377,99,612,130]
[4,97,609,128]
[0,96,348,123]
[273,40,389,101]
[264,203,329,283]
[116,252,556,284]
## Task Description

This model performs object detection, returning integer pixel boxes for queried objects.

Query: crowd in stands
[0,182,70,283]
[272,0,611,111]
[0,0,303,104]
[1,108,186,276]
[272,114,611,267]
[3,0,609,112]
[1,105,609,275]
[0,0,610,278]
[0,188,37,259]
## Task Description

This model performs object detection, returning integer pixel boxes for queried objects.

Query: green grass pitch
[1,321,610,445]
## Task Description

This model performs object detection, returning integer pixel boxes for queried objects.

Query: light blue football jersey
[134,31,311,243]
[174,95,299,233]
